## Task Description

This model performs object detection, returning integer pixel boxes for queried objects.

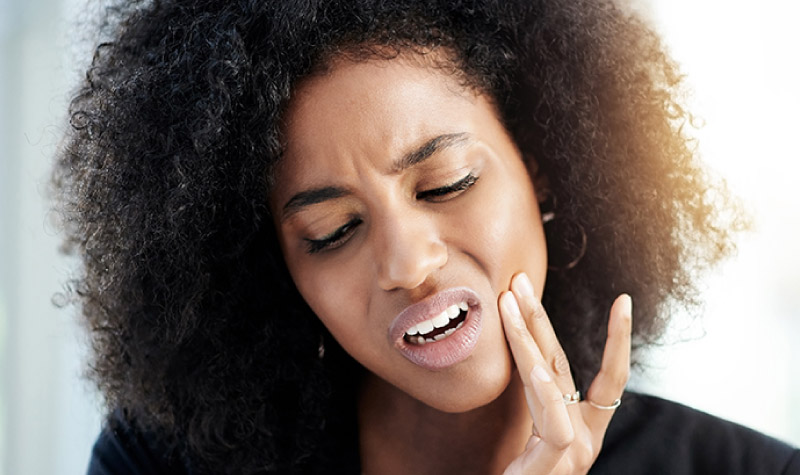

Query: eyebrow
[280,132,470,221]
[391,132,470,173]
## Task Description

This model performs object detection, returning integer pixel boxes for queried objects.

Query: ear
[524,155,550,204]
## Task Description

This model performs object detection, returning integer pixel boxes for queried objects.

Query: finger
[510,272,577,393]
[583,294,632,432]
[500,292,575,473]
[499,291,548,388]
[505,366,574,475]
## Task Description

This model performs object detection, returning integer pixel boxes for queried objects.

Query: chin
[414,353,515,414]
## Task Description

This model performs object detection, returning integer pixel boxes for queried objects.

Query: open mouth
[403,302,468,345]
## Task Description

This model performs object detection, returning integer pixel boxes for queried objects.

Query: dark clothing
[88,392,800,474]
[592,393,799,474]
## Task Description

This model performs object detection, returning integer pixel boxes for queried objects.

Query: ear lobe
[524,155,550,203]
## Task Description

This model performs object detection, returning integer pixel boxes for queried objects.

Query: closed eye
[416,173,479,202]
[304,217,363,254]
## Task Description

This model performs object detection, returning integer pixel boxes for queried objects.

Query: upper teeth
[406,302,468,336]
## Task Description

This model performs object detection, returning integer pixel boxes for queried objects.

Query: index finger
[499,292,575,472]
[499,290,548,382]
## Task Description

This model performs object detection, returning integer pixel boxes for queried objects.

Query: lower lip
[394,304,483,371]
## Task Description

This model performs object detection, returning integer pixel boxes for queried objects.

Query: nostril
[376,240,448,291]
[373,212,448,291]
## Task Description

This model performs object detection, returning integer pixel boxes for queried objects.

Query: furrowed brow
[280,133,470,221]
[281,186,349,221]
[392,132,470,172]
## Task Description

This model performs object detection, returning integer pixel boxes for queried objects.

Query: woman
[54,0,798,473]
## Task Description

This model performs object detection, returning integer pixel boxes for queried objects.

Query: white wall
[0,1,797,474]
[628,0,800,446]
[0,0,103,474]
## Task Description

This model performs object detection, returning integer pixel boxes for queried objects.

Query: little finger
[583,294,632,432]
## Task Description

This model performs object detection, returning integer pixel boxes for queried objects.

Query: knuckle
[531,300,548,320]
[546,392,563,405]
[619,368,631,387]
[509,321,533,342]
[544,410,575,450]
[551,350,571,376]
[612,368,630,389]
[551,430,574,451]
[542,387,563,405]
[601,366,629,389]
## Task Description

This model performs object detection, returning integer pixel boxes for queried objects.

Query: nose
[374,212,448,291]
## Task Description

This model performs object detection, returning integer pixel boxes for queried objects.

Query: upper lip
[388,287,481,344]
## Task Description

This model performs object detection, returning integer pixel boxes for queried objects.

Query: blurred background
[0,0,798,473]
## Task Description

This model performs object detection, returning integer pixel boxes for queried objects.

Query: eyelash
[416,172,478,201]
[304,172,479,255]
[305,217,363,254]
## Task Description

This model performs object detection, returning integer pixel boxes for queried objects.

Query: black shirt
[88,392,800,474]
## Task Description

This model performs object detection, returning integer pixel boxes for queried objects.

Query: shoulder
[87,409,192,475]
[591,392,800,475]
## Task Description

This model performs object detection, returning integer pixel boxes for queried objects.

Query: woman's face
[271,55,547,412]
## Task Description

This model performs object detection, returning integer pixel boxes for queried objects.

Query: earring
[318,334,326,360]
[539,191,587,271]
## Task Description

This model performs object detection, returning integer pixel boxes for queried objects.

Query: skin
[270,55,632,474]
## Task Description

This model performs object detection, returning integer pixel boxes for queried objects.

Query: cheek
[284,257,340,322]
[497,160,547,285]
[287,255,373,347]
[291,258,395,379]
[446,168,545,290]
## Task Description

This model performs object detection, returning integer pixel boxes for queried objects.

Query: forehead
[273,55,493,186]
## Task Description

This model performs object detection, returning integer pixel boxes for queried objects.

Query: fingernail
[501,292,522,319]
[515,273,535,301]
[622,294,633,320]
[532,365,551,383]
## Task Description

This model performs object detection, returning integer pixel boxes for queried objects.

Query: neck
[358,372,532,475]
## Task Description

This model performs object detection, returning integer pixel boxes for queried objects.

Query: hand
[498,273,632,475]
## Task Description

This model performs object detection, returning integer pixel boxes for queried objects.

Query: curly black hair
[53,0,740,473]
